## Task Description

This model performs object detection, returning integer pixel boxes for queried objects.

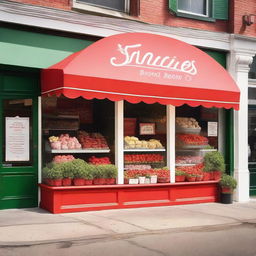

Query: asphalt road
[1,221,256,256]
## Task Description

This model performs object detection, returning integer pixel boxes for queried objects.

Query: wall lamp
[243,14,256,26]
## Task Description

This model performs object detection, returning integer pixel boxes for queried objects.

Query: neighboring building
[0,0,256,210]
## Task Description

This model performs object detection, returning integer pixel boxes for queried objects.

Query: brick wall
[12,0,71,10]
[232,0,256,36]
[138,0,228,33]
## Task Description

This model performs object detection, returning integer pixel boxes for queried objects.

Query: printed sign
[207,122,218,137]
[140,123,155,135]
[5,117,30,161]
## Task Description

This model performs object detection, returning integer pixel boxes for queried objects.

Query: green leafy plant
[92,165,104,179]
[53,162,74,179]
[84,164,95,180]
[104,164,118,178]
[220,174,237,190]
[203,151,225,173]
[42,166,63,180]
[175,170,186,176]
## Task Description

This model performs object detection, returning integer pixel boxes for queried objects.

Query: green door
[248,106,256,196]
[0,97,38,209]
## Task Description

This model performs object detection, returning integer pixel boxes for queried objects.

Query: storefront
[39,32,240,213]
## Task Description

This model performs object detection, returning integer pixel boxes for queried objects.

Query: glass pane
[175,105,218,181]
[249,56,256,79]
[79,0,125,12]
[248,108,256,163]
[124,102,167,184]
[3,99,33,167]
[178,0,207,15]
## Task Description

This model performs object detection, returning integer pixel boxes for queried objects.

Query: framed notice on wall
[139,123,155,135]
[5,117,30,161]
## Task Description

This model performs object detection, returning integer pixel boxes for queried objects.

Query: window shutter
[169,0,177,13]
[213,0,228,20]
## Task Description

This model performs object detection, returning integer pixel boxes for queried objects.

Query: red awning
[41,33,240,110]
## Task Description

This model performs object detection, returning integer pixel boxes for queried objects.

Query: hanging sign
[5,117,30,161]
[207,122,218,137]
[140,123,155,135]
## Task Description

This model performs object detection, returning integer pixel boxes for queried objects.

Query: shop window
[249,55,256,79]
[169,0,228,22]
[76,0,126,12]
[124,102,167,184]
[175,105,219,181]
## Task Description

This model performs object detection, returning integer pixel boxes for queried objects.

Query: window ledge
[72,1,130,19]
[175,12,215,22]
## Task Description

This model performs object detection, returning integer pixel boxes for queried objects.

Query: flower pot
[73,178,85,186]
[196,175,203,182]
[186,176,196,182]
[84,179,93,185]
[139,176,146,184]
[105,178,116,185]
[220,193,233,204]
[45,179,62,186]
[150,175,157,184]
[62,178,72,186]
[213,171,221,181]
[129,178,139,184]
[93,178,106,185]
[157,177,170,183]
[203,172,211,181]
[175,175,186,182]
[221,186,233,194]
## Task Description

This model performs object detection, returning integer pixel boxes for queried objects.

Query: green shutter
[169,0,177,13]
[213,0,228,20]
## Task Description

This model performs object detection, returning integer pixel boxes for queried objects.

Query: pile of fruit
[176,163,204,176]
[176,134,208,146]
[53,155,75,163]
[78,131,109,149]
[88,156,111,165]
[175,155,203,164]
[124,154,164,163]
[124,136,164,149]
[176,117,201,129]
[49,134,82,150]
[124,168,169,179]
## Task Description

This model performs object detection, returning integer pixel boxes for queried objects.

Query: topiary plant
[203,151,225,173]
[175,170,186,176]
[220,174,237,190]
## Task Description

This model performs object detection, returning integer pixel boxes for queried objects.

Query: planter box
[39,181,219,214]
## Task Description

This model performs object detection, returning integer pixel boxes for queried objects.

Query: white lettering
[110,44,197,75]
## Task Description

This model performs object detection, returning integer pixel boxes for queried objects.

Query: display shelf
[175,163,197,167]
[124,149,166,152]
[176,148,217,152]
[47,148,110,154]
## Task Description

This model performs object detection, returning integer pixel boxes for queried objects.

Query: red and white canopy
[41,32,240,110]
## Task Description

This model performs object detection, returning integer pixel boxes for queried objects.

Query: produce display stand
[39,181,219,214]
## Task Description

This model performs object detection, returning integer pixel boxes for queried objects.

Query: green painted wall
[0,27,94,68]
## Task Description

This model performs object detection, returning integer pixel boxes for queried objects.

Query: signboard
[139,123,155,135]
[207,122,218,137]
[5,117,30,161]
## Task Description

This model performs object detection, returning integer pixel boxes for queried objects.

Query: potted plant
[175,170,186,182]
[219,174,237,204]
[83,164,94,185]
[186,173,197,182]
[93,165,106,185]
[61,161,74,186]
[42,166,63,186]
[103,164,117,185]
[157,169,170,183]
[203,151,225,180]
[72,159,88,186]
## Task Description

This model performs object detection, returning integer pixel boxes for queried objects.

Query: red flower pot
[105,178,116,185]
[73,178,85,186]
[186,176,196,182]
[62,178,72,186]
[221,187,233,194]
[203,172,211,181]
[196,175,203,181]
[213,171,221,181]
[84,179,93,185]
[93,178,106,185]
[157,177,170,183]
[45,179,62,186]
[175,175,186,182]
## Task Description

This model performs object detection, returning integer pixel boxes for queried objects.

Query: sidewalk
[1,201,256,246]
